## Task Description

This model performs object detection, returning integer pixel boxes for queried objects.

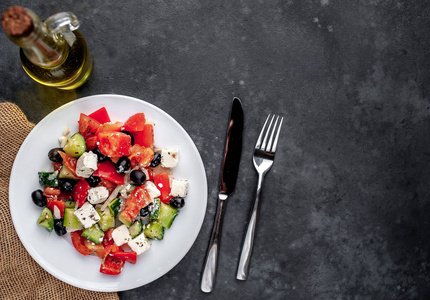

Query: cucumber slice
[97,207,115,231]
[143,222,164,240]
[158,202,178,229]
[118,215,132,227]
[63,133,86,158]
[63,208,83,230]
[36,207,54,232]
[129,220,143,238]
[81,225,104,244]
[58,165,79,180]
[149,198,160,220]
[64,200,76,208]
[38,171,58,187]
[108,198,121,217]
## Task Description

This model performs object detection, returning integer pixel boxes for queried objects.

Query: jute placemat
[0,102,119,300]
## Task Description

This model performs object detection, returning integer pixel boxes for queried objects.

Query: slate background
[1,0,430,299]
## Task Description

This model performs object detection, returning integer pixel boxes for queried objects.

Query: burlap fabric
[0,102,119,300]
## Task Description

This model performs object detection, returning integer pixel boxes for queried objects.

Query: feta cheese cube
[145,181,161,200]
[128,232,151,255]
[160,148,179,168]
[112,225,131,246]
[87,186,109,204]
[76,151,98,178]
[170,179,188,197]
[73,202,100,229]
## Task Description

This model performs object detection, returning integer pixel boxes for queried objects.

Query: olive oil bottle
[2,6,92,90]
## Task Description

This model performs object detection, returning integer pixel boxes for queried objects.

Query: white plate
[9,94,207,292]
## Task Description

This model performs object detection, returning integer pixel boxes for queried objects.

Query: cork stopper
[2,6,34,37]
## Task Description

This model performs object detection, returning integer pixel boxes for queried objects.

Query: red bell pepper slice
[123,113,146,132]
[46,198,65,218]
[102,228,115,247]
[111,251,137,264]
[57,191,73,201]
[97,132,131,157]
[78,113,101,139]
[58,151,79,178]
[88,107,111,124]
[100,254,125,275]
[132,124,154,148]
[72,180,91,207]
[120,186,152,223]
[128,145,154,168]
[153,172,172,203]
[53,162,62,171]
[71,231,92,256]
[93,161,125,185]
[99,178,118,194]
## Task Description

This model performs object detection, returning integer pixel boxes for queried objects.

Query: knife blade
[201,97,244,293]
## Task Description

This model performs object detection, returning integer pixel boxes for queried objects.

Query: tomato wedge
[59,151,79,178]
[85,136,98,151]
[46,198,65,218]
[102,228,115,247]
[44,187,61,196]
[120,186,152,223]
[93,161,125,185]
[72,180,91,207]
[111,251,137,264]
[71,231,92,256]
[128,145,154,168]
[97,132,131,157]
[95,122,123,136]
[153,172,172,203]
[83,239,105,259]
[78,113,101,139]
[132,124,154,148]
[123,113,146,132]
[88,107,111,124]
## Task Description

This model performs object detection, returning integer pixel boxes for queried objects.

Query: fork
[236,114,283,280]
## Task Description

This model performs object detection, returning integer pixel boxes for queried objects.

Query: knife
[200,97,244,293]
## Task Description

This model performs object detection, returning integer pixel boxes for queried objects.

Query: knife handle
[236,173,264,280]
[201,195,227,293]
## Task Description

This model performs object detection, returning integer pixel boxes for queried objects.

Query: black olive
[121,130,135,145]
[54,219,67,236]
[140,203,153,217]
[31,189,47,207]
[48,148,63,162]
[130,170,146,185]
[169,197,185,209]
[86,175,101,187]
[116,156,131,174]
[150,152,161,167]
[93,147,108,162]
[58,179,78,192]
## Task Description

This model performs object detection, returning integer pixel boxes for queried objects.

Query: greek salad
[32,107,189,275]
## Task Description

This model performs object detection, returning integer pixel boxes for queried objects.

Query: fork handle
[236,173,265,280]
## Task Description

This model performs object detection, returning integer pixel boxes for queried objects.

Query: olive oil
[2,6,92,90]
[20,30,93,90]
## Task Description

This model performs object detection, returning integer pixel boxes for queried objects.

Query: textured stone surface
[1,0,430,299]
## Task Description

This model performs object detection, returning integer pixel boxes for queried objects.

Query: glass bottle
[1,6,93,90]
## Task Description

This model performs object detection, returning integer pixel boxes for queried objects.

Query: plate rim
[9,94,208,292]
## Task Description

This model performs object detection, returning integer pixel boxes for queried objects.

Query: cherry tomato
[72,180,91,207]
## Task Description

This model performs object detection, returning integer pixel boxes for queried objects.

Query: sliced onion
[101,184,123,211]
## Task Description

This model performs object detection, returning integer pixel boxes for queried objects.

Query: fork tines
[256,114,283,153]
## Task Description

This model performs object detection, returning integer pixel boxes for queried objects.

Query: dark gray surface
[1,0,430,299]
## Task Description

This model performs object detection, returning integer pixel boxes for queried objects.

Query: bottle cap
[2,6,34,37]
